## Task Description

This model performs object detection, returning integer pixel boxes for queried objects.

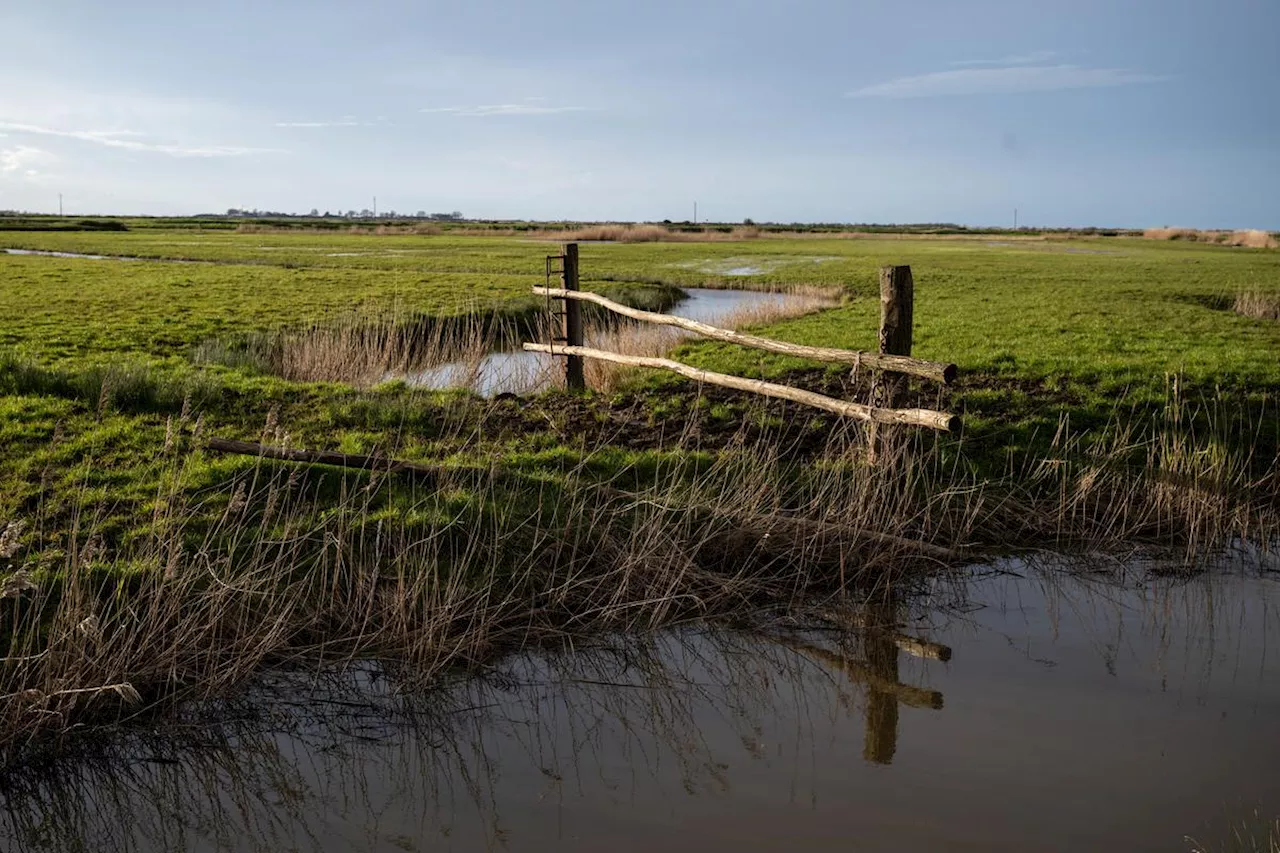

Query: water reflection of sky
[2,562,1277,852]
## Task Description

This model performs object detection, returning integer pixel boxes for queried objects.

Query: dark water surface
[2,562,1277,852]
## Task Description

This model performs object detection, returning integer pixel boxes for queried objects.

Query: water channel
[2,561,1276,852]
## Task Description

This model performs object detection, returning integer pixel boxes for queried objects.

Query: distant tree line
[219,208,465,221]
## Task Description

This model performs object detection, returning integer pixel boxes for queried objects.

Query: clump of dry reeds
[536,224,765,243]
[1233,290,1280,321]
[1,373,1274,758]
[271,313,521,387]
[198,286,838,396]
[1143,227,1278,249]
[0,417,975,757]
[196,308,554,391]
[989,382,1278,557]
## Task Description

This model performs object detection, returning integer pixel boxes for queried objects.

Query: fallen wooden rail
[523,343,960,431]
[533,286,957,384]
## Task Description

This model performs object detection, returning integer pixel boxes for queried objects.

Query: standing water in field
[2,561,1278,852]
[401,287,821,396]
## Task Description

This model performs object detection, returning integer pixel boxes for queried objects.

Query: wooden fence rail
[531,244,960,437]
[523,343,960,431]
[532,286,957,385]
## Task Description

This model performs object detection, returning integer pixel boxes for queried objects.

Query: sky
[1,0,1277,228]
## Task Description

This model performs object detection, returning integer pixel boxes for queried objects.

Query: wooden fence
[527,243,960,445]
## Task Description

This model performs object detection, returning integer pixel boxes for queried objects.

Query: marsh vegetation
[0,220,1277,845]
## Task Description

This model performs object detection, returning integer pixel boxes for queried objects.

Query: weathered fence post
[869,265,914,462]
[562,242,585,392]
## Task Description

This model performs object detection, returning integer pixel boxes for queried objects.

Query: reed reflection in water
[1,562,1277,853]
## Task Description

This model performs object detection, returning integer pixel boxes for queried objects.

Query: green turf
[1,228,1277,555]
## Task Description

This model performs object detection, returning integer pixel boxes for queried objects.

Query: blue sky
[1,0,1276,227]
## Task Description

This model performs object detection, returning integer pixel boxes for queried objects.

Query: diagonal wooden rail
[532,285,957,384]
[522,343,960,431]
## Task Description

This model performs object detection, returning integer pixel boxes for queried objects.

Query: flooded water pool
[2,247,201,263]
[3,562,1276,852]
[3,247,130,260]
[398,287,811,396]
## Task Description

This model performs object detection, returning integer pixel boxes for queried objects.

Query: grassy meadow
[1,221,1277,750]
[1,226,1277,529]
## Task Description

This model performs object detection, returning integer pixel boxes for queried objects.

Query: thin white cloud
[951,50,1058,67]
[845,64,1169,99]
[274,120,364,128]
[420,104,590,117]
[0,145,57,178]
[0,121,279,156]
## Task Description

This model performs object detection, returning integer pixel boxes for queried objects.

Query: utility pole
[58,193,63,216]
[693,201,698,224]
[1013,207,1018,230]
[373,196,377,218]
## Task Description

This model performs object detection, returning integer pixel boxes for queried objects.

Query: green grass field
[2,221,1277,751]
[1,226,1277,550]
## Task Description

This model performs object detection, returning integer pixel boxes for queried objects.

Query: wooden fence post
[562,243,585,392]
[869,265,914,462]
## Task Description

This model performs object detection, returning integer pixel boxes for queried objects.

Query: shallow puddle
[3,247,131,260]
[2,562,1277,852]
[2,247,200,263]
[398,287,809,396]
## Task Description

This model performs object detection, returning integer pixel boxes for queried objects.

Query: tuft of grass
[1235,291,1280,321]
[1144,227,1277,249]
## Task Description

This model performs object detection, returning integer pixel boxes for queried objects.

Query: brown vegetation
[1,382,1276,758]
[1143,227,1278,249]
[535,223,767,243]
[1233,291,1280,321]
[195,288,838,393]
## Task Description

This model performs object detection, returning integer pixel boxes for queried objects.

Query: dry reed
[1143,227,1278,249]
[536,224,765,243]
[201,287,838,395]
[0,377,1274,758]
[1234,291,1280,321]
[0,420,970,758]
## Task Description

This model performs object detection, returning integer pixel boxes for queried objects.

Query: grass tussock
[1234,291,1280,321]
[538,224,764,243]
[1144,227,1278,249]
